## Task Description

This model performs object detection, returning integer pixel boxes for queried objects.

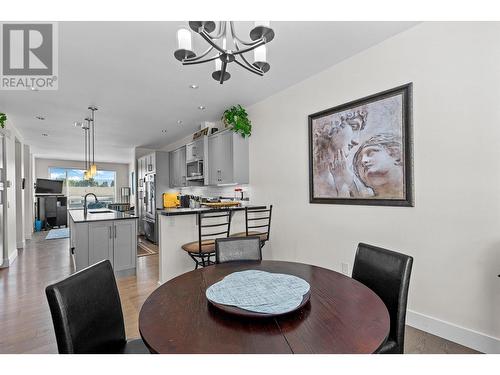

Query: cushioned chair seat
[230,231,268,241]
[181,239,215,254]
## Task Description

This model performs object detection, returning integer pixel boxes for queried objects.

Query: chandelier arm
[183,45,214,62]
[219,60,228,84]
[231,39,266,56]
[233,39,264,74]
[182,54,220,66]
[233,57,264,76]
[200,30,226,54]
[205,21,226,40]
[229,21,263,47]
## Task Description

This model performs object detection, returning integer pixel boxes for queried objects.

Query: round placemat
[205,270,311,317]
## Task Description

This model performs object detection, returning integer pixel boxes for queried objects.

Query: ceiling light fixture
[189,84,199,89]
[198,105,206,110]
[162,129,168,133]
[35,115,45,120]
[81,106,98,180]
[41,133,48,137]
[177,120,183,125]
[174,21,274,84]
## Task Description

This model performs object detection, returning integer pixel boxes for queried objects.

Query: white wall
[248,22,500,352]
[14,138,24,248]
[1,122,27,266]
[34,158,130,200]
[23,145,33,240]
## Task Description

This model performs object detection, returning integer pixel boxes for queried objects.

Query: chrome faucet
[84,193,98,217]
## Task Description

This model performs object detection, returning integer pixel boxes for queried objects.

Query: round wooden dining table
[139,260,390,354]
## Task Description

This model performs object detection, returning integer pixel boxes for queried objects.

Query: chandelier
[82,106,98,180]
[174,21,275,84]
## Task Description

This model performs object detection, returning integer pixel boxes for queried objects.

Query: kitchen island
[157,205,265,283]
[68,208,139,276]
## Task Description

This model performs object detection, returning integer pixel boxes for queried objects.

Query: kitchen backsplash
[167,184,251,200]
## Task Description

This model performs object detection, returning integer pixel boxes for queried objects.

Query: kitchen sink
[88,210,114,214]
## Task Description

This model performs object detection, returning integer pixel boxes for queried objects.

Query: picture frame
[308,83,413,207]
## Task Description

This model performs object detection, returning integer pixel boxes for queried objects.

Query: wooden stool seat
[230,231,268,242]
[181,240,216,254]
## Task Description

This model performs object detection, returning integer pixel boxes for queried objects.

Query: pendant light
[88,106,98,177]
[82,119,90,180]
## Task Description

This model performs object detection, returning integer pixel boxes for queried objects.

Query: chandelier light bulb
[254,44,267,63]
[177,28,192,51]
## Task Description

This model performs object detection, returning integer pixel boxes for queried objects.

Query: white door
[88,221,114,265]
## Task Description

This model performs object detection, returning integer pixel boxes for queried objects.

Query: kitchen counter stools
[230,205,273,247]
[181,210,232,269]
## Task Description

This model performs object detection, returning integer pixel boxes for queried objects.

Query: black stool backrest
[352,243,413,354]
[197,210,232,254]
[215,236,262,263]
[45,260,126,354]
[245,205,273,241]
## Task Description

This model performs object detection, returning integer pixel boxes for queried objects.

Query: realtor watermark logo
[0,22,58,90]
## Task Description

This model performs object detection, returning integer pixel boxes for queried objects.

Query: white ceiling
[1,21,418,163]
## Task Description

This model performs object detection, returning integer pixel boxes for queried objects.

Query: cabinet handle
[109,226,112,239]
[114,226,117,238]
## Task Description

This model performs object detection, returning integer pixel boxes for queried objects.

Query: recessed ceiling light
[198,105,206,110]
[42,133,48,137]
[189,84,199,89]
[161,129,168,133]
[35,115,45,120]
[177,120,183,125]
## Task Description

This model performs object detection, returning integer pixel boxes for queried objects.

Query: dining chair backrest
[45,260,126,354]
[351,243,413,354]
[245,205,273,241]
[197,210,232,254]
[215,236,262,264]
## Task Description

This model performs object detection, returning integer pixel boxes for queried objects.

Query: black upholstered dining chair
[45,260,150,354]
[215,236,262,264]
[351,243,413,354]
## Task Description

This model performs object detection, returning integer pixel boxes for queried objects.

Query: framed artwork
[308,83,413,206]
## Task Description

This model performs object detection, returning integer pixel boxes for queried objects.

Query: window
[48,167,116,209]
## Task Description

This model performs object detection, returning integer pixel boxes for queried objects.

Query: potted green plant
[0,113,6,129]
[222,105,252,137]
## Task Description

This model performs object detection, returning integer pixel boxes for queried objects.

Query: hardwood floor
[0,232,479,354]
[0,232,159,354]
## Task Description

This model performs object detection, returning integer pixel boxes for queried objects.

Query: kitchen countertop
[69,208,139,223]
[157,204,266,217]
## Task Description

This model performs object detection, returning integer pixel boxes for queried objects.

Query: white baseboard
[8,248,18,266]
[407,310,500,354]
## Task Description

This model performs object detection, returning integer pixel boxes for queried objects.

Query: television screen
[35,178,63,194]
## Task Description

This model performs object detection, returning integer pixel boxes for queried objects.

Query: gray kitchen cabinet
[69,212,138,276]
[208,129,249,185]
[113,220,137,271]
[169,146,187,187]
[186,137,204,162]
[88,221,114,265]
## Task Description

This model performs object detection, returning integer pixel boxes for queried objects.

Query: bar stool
[181,210,232,269]
[230,205,273,247]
